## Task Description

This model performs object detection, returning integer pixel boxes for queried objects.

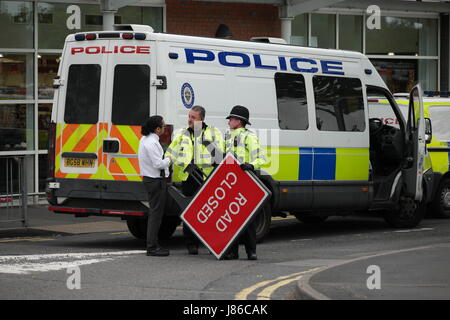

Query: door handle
[103,140,120,153]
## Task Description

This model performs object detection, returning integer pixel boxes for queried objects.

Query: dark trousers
[181,177,201,248]
[228,218,257,256]
[143,177,167,249]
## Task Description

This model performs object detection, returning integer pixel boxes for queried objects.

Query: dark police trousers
[143,176,167,249]
[228,217,257,256]
[181,175,202,248]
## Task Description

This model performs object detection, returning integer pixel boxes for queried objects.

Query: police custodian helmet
[226,105,251,125]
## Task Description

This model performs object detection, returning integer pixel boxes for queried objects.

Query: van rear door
[101,39,154,187]
[403,84,426,201]
[55,41,107,199]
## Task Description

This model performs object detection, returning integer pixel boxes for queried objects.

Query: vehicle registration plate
[64,158,95,168]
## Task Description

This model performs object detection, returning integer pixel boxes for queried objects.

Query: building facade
[0,0,449,201]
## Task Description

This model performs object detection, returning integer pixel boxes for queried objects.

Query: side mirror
[425,118,432,144]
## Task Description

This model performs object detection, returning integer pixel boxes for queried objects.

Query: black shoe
[147,247,169,257]
[247,252,257,260]
[187,245,198,255]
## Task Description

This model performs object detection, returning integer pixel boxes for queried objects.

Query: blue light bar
[75,34,85,41]
[134,33,146,40]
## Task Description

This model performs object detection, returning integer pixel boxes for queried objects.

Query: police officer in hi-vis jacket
[165,105,224,255]
[223,105,268,260]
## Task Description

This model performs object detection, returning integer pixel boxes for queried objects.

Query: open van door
[403,84,426,202]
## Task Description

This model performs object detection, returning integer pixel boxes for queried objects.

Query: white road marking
[393,228,434,233]
[0,250,145,275]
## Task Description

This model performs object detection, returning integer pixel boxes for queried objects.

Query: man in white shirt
[138,115,172,256]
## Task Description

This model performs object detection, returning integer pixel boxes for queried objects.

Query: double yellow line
[0,237,55,243]
[235,267,321,300]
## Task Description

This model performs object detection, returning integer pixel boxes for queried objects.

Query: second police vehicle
[46,24,433,240]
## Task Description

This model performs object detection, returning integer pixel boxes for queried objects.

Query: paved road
[1,207,450,300]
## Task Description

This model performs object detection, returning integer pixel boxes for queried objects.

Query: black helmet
[226,105,251,125]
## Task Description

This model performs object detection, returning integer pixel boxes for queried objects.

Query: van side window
[274,72,308,130]
[64,64,100,124]
[313,76,365,132]
[112,65,150,125]
[428,106,450,141]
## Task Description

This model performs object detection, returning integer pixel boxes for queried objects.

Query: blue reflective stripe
[313,148,336,180]
[299,148,313,180]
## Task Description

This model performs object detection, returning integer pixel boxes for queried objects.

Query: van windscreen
[112,65,150,125]
[64,64,101,124]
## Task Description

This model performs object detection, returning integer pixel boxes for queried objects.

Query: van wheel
[158,216,181,240]
[255,203,272,243]
[384,195,425,228]
[126,218,147,240]
[432,178,450,218]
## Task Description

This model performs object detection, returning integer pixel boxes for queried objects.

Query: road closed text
[196,172,249,232]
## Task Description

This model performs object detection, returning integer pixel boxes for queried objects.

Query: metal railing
[0,155,28,228]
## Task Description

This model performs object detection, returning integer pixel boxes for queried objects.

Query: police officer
[165,105,224,255]
[224,105,268,260]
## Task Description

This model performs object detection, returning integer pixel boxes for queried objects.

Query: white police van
[47,24,433,240]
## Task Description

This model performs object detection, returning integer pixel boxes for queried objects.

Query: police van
[47,24,433,241]
[391,92,450,218]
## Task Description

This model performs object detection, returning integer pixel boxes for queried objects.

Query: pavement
[0,204,128,239]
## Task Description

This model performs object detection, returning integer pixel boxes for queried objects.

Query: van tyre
[255,203,272,243]
[432,178,450,218]
[126,218,146,240]
[127,216,181,240]
[384,196,425,228]
[158,216,181,240]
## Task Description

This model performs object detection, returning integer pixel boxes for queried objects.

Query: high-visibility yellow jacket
[224,127,268,170]
[165,124,224,182]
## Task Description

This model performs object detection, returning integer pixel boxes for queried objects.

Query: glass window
[0,156,34,195]
[366,16,438,56]
[367,92,402,129]
[371,59,437,93]
[38,103,52,150]
[428,106,450,141]
[64,64,100,124]
[38,3,164,49]
[0,53,34,100]
[0,104,34,151]
[38,55,60,99]
[38,3,100,49]
[311,13,336,49]
[291,13,308,46]
[0,1,33,48]
[112,65,150,125]
[418,59,438,92]
[339,15,362,52]
[313,76,365,132]
[274,72,308,130]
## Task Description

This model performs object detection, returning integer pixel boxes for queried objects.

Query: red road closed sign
[180,153,270,259]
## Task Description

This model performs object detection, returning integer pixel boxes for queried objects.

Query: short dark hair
[141,115,164,136]
[191,105,205,120]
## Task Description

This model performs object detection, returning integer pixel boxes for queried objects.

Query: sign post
[180,153,270,259]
